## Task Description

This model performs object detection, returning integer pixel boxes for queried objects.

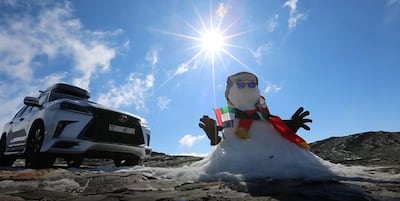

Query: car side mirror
[24,97,41,107]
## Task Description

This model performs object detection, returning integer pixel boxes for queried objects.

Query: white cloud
[283,0,307,30]
[265,83,282,94]
[72,43,115,89]
[96,73,155,110]
[251,43,272,65]
[157,96,171,111]
[287,13,306,30]
[0,1,117,89]
[145,49,159,68]
[179,134,206,148]
[122,40,130,50]
[43,73,68,86]
[268,14,279,32]
[0,2,122,128]
[92,29,123,37]
[175,63,189,75]
[216,3,228,18]
[283,0,298,13]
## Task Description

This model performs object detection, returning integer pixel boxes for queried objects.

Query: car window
[49,92,85,102]
[38,92,49,105]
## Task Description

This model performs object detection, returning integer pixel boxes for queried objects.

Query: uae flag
[214,106,235,127]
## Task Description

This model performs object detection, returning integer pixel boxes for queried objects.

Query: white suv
[0,83,151,168]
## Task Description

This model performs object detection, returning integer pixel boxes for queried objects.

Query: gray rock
[310,131,400,173]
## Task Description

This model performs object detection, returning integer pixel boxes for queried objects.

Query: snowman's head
[225,72,260,109]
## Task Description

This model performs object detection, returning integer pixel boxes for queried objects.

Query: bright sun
[159,3,253,100]
[158,3,254,105]
[201,30,225,54]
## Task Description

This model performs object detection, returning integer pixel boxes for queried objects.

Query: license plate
[109,124,135,135]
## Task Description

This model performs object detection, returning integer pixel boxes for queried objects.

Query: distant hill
[310,131,400,167]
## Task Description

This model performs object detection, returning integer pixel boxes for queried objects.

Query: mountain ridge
[310,131,400,167]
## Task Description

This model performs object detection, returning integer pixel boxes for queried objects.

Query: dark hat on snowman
[225,72,259,105]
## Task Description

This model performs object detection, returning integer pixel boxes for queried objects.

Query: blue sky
[1,0,399,156]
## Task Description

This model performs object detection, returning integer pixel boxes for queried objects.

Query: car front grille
[78,107,145,146]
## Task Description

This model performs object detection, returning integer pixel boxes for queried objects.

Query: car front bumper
[44,138,151,159]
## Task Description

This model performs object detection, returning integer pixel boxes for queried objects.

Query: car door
[5,106,27,150]
[8,106,33,150]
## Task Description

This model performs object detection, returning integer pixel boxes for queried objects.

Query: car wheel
[66,157,83,168]
[113,156,140,167]
[25,123,55,169]
[0,136,16,167]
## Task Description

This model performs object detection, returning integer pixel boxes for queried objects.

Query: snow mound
[191,121,335,181]
[117,121,339,182]
[116,121,400,183]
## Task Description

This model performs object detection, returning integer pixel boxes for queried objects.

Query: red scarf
[234,107,310,150]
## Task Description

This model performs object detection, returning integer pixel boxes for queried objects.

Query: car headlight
[140,118,149,128]
[58,102,90,114]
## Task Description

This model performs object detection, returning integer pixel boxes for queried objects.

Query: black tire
[25,123,55,169]
[113,156,140,167]
[66,157,83,168]
[0,136,15,167]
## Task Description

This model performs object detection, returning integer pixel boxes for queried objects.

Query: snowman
[197,72,334,180]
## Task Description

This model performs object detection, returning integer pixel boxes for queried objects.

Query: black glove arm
[280,107,312,133]
[199,115,222,146]
[283,119,301,133]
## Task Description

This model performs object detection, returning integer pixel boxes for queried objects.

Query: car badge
[118,115,128,123]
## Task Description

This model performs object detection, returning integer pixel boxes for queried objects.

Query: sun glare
[159,3,247,68]
[158,3,255,106]
[201,30,225,54]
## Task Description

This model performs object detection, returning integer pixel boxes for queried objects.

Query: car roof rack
[44,83,90,99]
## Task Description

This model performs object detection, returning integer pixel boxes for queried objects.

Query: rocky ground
[1,131,399,201]
[310,131,400,168]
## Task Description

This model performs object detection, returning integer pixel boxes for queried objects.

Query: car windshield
[48,92,86,102]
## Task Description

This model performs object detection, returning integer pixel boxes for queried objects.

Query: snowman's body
[200,118,333,179]
[194,72,334,180]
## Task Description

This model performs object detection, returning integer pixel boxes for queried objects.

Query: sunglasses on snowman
[236,81,257,89]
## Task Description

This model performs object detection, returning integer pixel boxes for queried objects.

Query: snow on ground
[326,162,400,181]
[112,156,400,185]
